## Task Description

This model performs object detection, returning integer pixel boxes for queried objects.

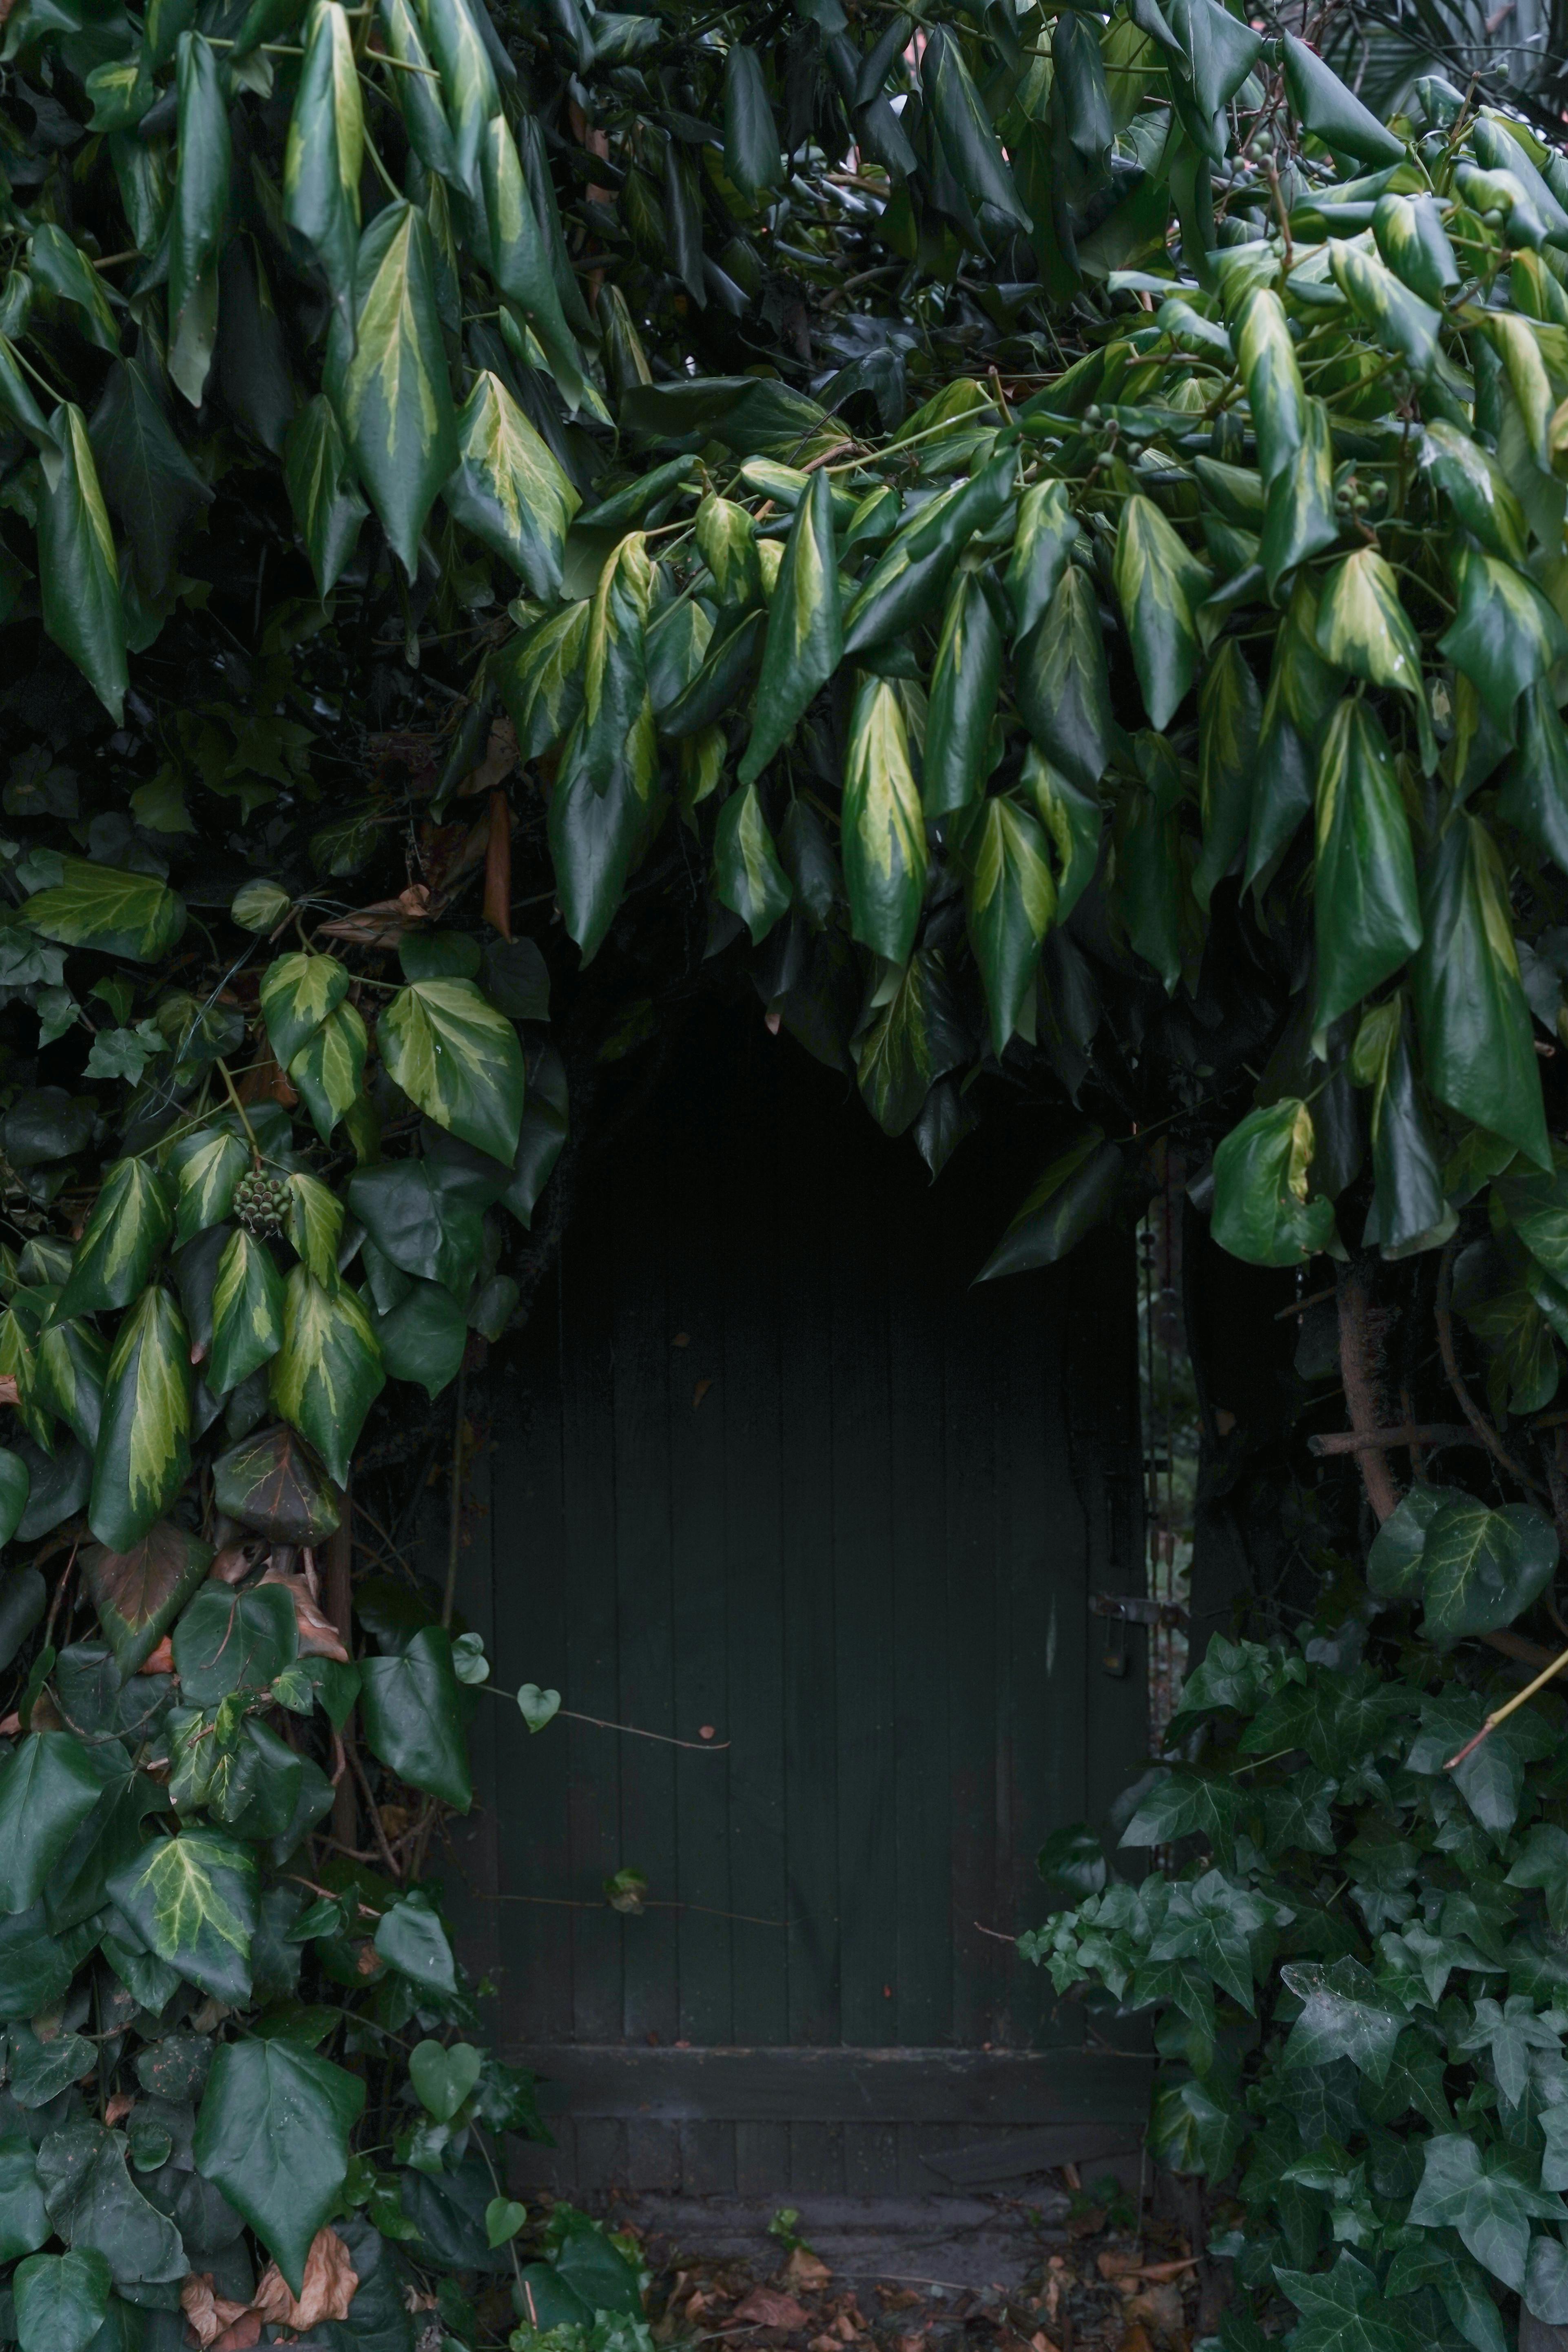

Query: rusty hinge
[1089,1592,1189,1630]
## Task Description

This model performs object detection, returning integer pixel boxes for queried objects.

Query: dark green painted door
[451,1002,1147,2197]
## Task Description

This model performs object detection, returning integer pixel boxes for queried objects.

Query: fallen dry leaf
[783,2249,832,2293]
[484,788,512,940]
[213,2320,261,2352]
[1122,2286,1184,2341]
[180,2272,255,2351]
[1134,2261,1200,2285]
[104,2093,133,2126]
[733,2289,811,2330]
[208,1541,267,1587]
[833,2316,858,2342]
[252,2226,359,2330]
[0,1376,18,1407]
[1029,2335,1062,2352]
[137,1636,175,1677]
[1097,2252,1142,2283]
[1116,2327,1156,2352]
[0,1713,18,1737]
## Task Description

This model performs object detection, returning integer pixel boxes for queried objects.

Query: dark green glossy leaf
[359,1624,472,1809]
[1212,1098,1338,1266]
[168,34,230,407]
[1313,699,1423,1042]
[37,405,126,723]
[740,472,843,784]
[0,1734,104,1914]
[724,44,781,195]
[976,1131,1121,1280]
[1414,816,1550,1167]
[924,568,1003,819]
[193,2035,365,2295]
[326,203,458,576]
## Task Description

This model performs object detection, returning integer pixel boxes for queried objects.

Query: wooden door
[451,1001,1150,2197]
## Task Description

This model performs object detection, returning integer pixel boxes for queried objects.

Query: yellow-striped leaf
[55,1160,175,1322]
[740,471,843,785]
[286,1171,343,1288]
[481,117,586,410]
[283,0,363,327]
[443,371,578,599]
[25,855,184,962]
[259,950,348,1068]
[1235,287,1305,486]
[379,976,525,1162]
[168,1128,250,1247]
[961,795,1056,1055]
[376,0,455,184]
[89,1287,192,1550]
[327,202,458,576]
[842,674,927,966]
[1114,494,1209,730]
[283,395,369,598]
[421,0,498,198]
[288,1002,367,1143]
[1315,548,1423,700]
[714,782,791,943]
[269,1268,385,1486]
[208,1229,286,1395]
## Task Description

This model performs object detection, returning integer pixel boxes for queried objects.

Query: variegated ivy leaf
[1113,495,1209,732]
[379,977,525,1163]
[959,793,1056,1057]
[498,601,588,758]
[1316,547,1424,702]
[286,1171,344,1288]
[326,203,458,578]
[258,948,348,1068]
[55,1159,175,1322]
[713,782,792,944]
[208,1229,287,1395]
[25,855,182,965]
[88,1285,192,1551]
[283,0,363,327]
[269,1268,385,1485]
[283,396,369,600]
[842,673,927,968]
[288,1002,368,1143]
[442,371,579,601]
[106,1827,258,2006]
[168,1127,250,1247]
[1234,287,1305,486]
[421,0,498,200]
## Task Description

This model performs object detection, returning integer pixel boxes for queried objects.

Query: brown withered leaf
[137,1635,175,1677]
[259,1565,350,1661]
[209,1540,268,1587]
[180,2273,255,2351]
[82,1521,213,1676]
[733,2290,811,2330]
[782,2248,831,2293]
[484,789,512,940]
[252,2226,359,2331]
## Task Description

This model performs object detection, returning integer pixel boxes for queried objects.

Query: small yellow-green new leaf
[379,977,525,1163]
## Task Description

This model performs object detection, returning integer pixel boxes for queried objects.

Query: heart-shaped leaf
[517,1682,561,1733]
[408,2036,483,2123]
[486,2196,527,2248]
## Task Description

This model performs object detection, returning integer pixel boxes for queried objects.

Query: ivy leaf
[81,1521,213,1676]
[193,2038,365,2296]
[1414,817,1550,1169]
[283,0,363,329]
[409,2038,483,2120]
[37,403,126,722]
[723,43,782,195]
[269,1270,385,1488]
[168,1129,250,1247]
[1507,1823,1568,1931]
[1194,638,1262,910]
[1281,32,1404,163]
[106,1828,258,2004]
[444,371,579,600]
[374,1889,457,1993]
[12,2249,113,2352]
[1351,995,1448,1254]
[1235,288,1306,486]
[379,978,525,1163]
[1017,563,1114,793]
[1212,1098,1336,1267]
[0,1735,106,1913]
[924,568,1005,819]
[713,783,792,945]
[1260,393,1339,595]
[377,0,455,182]
[740,472,842,784]
[1439,551,1568,735]
[89,359,213,601]
[921,27,1030,231]
[977,1132,1122,1281]
[88,1288,191,1553]
[26,860,183,971]
[1455,1993,1564,2105]
[958,795,1056,1056]
[1407,2133,1566,2290]
[1114,495,1209,729]
[844,455,1012,659]
[842,675,928,966]
[1313,700,1423,1044]
[174,1583,298,1704]
[359,1625,472,1809]
[326,203,458,577]
[1280,1957,1408,2083]
[283,396,368,598]
[1422,418,1526,562]
[1006,477,1079,642]
[0,2137,49,2262]
[1414,1495,1557,1641]
[288,1003,368,1144]
[1274,2251,1415,2352]
[168,34,230,407]
[208,1229,287,1395]
[211,1422,341,1546]
[285,1172,344,1290]
[376,1280,468,1397]
[259,950,348,1069]
[421,0,498,199]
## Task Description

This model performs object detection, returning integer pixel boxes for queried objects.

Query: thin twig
[441,1361,467,1632]
[1444,1639,1568,1770]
